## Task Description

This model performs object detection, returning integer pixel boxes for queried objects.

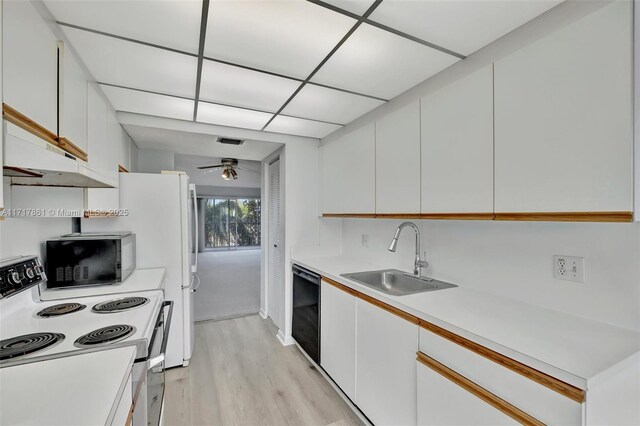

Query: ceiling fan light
[221,168,231,180]
[230,169,238,180]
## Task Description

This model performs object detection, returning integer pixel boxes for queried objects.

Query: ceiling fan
[197,158,240,180]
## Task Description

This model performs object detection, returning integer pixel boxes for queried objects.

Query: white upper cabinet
[376,102,421,214]
[321,123,375,214]
[494,1,633,214]
[59,43,88,152]
[86,84,119,210]
[421,65,494,214]
[3,0,58,139]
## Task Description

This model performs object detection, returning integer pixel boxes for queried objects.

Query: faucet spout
[387,222,428,276]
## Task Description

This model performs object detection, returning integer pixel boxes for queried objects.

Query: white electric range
[0,255,172,426]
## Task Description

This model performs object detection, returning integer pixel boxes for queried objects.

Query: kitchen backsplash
[0,217,72,261]
[339,218,640,332]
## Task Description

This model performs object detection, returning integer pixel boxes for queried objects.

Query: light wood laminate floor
[164,315,363,426]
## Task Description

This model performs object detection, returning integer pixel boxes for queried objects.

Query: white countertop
[293,255,640,389]
[0,346,135,425]
[39,268,166,301]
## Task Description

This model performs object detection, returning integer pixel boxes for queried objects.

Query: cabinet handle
[417,352,545,426]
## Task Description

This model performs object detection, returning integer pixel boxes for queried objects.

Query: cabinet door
[356,298,418,426]
[85,85,119,210]
[376,102,421,214]
[494,1,633,214]
[3,0,58,142]
[320,280,356,401]
[321,123,375,214]
[59,43,88,152]
[421,66,493,214]
[417,357,518,426]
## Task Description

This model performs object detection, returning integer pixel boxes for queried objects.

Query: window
[204,197,261,249]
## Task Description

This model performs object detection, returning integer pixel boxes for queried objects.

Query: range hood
[3,130,115,188]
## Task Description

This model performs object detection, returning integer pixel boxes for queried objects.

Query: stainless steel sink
[341,269,457,296]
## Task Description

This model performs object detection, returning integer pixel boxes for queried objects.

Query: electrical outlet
[553,255,585,283]
[361,234,369,247]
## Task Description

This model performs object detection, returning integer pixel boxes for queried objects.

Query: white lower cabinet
[417,357,517,426]
[320,280,356,401]
[356,299,418,426]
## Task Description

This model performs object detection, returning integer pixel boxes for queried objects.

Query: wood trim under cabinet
[118,164,130,173]
[420,212,495,220]
[57,137,88,161]
[417,352,545,426]
[494,211,633,222]
[124,404,134,426]
[322,276,359,297]
[3,103,58,145]
[2,103,89,162]
[419,320,585,403]
[323,213,377,218]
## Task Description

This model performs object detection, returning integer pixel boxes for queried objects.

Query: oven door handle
[160,300,174,358]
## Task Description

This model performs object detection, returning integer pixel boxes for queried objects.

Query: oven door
[137,300,173,426]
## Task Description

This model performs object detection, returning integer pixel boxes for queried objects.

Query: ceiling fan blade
[197,164,224,169]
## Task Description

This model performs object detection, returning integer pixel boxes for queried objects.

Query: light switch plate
[553,255,585,283]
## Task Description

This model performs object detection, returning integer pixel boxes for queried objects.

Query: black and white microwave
[46,232,136,288]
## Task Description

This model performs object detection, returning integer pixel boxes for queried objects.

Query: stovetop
[0,290,163,367]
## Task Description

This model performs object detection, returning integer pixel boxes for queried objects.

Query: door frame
[261,149,284,328]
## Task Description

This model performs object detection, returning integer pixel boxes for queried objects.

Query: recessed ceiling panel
[63,27,198,98]
[266,115,342,139]
[369,0,563,56]
[45,0,202,53]
[322,0,376,16]
[199,60,301,112]
[312,23,459,99]
[283,84,384,124]
[197,102,273,130]
[99,85,194,121]
[204,0,356,78]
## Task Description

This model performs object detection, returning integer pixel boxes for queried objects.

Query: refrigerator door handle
[190,184,198,273]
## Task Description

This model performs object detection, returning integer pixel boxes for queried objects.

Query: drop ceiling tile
[99,84,194,121]
[45,0,202,53]
[282,84,384,125]
[197,102,273,130]
[204,0,356,79]
[311,23,459,100]
[369,0,562,56]
[62,27,198,98]
[322,0,376,16]
[266,115,342,139]
[199,60,301,112]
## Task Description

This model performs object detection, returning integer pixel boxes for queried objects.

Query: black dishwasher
[291,264,321,364]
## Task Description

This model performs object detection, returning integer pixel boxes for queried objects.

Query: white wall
[339,218,640,331]
[197,186,260,198]
[0,217,72,260]
[136,148,175,173]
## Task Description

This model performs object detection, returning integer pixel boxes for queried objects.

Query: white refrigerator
[85,172,198,368]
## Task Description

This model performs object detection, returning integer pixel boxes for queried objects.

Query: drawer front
[417,356,520,426]
[419,327,583,425]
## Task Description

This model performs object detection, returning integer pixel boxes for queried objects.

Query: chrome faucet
[388,222,428,277]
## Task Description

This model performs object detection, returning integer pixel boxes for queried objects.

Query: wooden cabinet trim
[118,165,130,173]
[3,103,88,161]
[322,275,420,324]
[57,137,88,161]
[323,212,632,222]
[494,212,633,222]
[357,292,421,325]
[417,352,545,426]
[419,320,585,403]
[322,276,359,297]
